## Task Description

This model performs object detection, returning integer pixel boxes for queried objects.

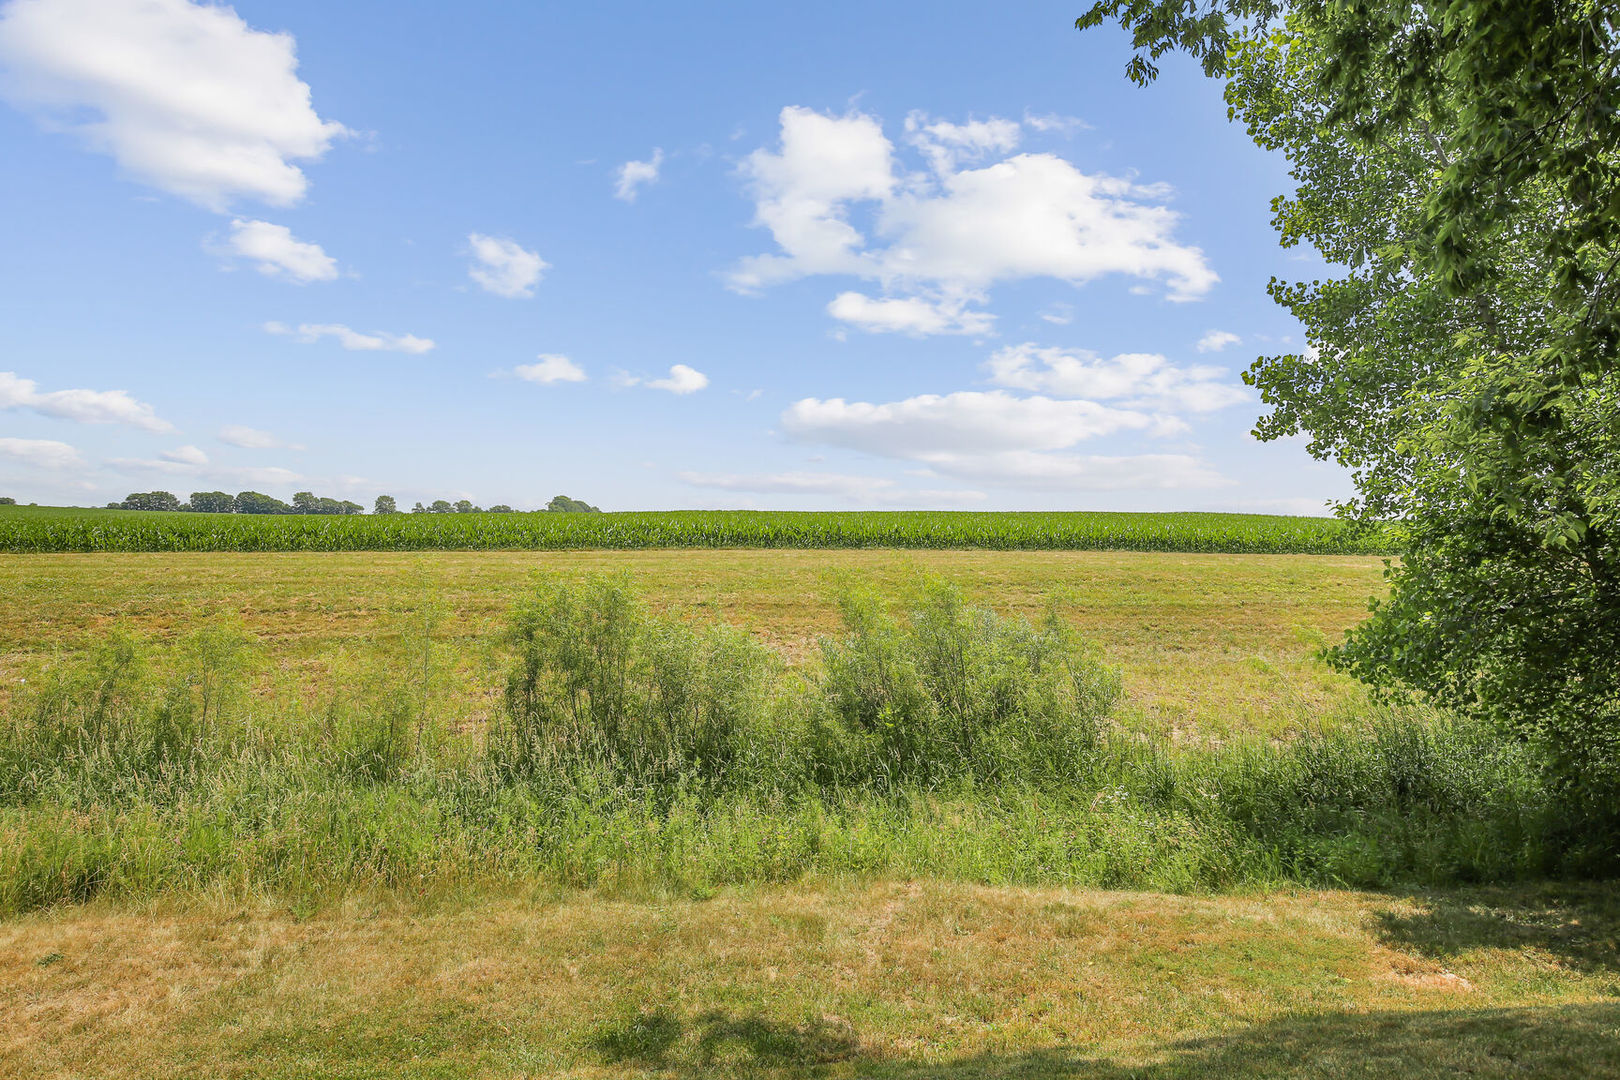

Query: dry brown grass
[2,881,1615,1078]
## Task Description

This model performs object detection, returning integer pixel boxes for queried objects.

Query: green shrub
[494,576,779,790]
[812,584,1119,788]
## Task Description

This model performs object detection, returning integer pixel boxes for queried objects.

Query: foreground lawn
[3,881,1616,1078]
[0,549,1385,736]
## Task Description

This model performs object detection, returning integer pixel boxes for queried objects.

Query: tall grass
[0,577,1556,915]
[0,505,1395,554]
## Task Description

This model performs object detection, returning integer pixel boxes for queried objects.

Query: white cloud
[1039,302,1074,326]
[263,321,434,353]
[0,370,173,431]
[729,106,1217,335]
[984,344,1250,413]
[629,364,708,395]
[218,424,301,450]
[1196,329,1241,353]
[730,106,896,290]
[613,148,663,202]
[779,383,1233,493]
[513,354,586,384]
[108,455,302,487]
[904,111,1021,174]
[227,220,337,282]
[160,444,208,466]
[782,391,1161,458]
[0,0,345,210]
[916,450,1229,491]
[467,233,546,298]
[0,436,81,468]
[679,469,986,505]
[826,292,994,336]
[1023,111,1089,134]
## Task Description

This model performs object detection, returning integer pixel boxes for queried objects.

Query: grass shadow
[1374,882,1620,975]
[587,1003,1620,1079]
[591,1007,859,1070]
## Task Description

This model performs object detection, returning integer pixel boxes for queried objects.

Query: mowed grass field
[0,548,1387,736]
[5,547,1617,1078]
[4,881,1618,1078]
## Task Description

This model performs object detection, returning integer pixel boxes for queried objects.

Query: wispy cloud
[614,148,663,202]
[263,321,434,353]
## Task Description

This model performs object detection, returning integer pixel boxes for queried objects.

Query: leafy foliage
[1079,0,1620,852]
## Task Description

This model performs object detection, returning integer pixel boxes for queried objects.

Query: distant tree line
[107,491,601,515]
[402,495,599,514]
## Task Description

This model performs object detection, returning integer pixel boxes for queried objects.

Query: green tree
[546,495,600,513]
[0,496,15,506]
[488,504,513,513]
[1079,1,1620,852]
[118,491,182,512]
[453,499,479,513]
[411,501,426,513]
[187,491,234,513]
[373,495,398,515]
[233,491,291,515]
[429,499,453,514]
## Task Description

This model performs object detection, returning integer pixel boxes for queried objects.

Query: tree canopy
[1078,0,1620,851]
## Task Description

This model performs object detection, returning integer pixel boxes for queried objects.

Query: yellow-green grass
[0,549,1387,737]
[3,881,1616,1078]
[5,550,1615,1078]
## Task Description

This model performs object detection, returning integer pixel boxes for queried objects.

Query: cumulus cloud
[467,233,546,298]
[679,469,986,506]
[0,0,345,210]
[227,220,337,283]
[984,344,1250,413]
[826,292,994,336]
[218,424,301,450]
[613,148,662,202]
[0,370,173,431]
[0,435,81,468]
[513,354,586,384]
[622,364,709,395]
[263,321,434,353]
[730,106,1216,335]
[730,107,896,290]
[1197,329,1241,353]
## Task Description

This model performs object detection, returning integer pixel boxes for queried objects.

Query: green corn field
[0,504,1396,554]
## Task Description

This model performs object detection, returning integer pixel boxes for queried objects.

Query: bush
[812,584,1118,788]
[494,576,778,791]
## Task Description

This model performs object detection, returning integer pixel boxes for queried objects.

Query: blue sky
[0,0,1349,513]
